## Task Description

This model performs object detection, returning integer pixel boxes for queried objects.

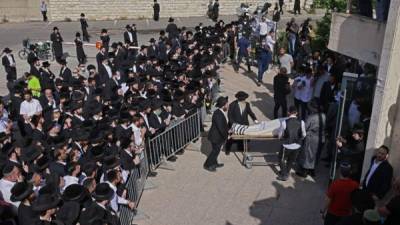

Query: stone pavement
[136,64,330,225]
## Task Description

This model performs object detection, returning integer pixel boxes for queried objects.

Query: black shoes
[295,171,307,178]
[216,163,224,168]
[204,166,216,172]
[225,150,231,155]
[276,175,288,181]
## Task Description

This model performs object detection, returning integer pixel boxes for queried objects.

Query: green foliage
[313,0,347,12]
[311,13,332,52]
[276,31,288,51]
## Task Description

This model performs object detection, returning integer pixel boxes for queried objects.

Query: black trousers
[42,11,47,22]
[153,12,159,21]
[324,213,342,225]
[204,143,223,168]
[278,147,299,178]
[82,28,90,42]
[236,53,251,71]
[274,98,288,119]
[294,0,301,14]
[225,139,244,152]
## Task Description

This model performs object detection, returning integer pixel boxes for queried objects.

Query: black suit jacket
[18,203,38,225]
[362,158,393,199]
[120,149,136,171]
[273,74,289,100]
[148,112,166,131]
[2,54,17,80]
[49,161,67,177]
[124,31,136,45]
[59,66,72,85]
[98,64,112,86]
[227,100,257,126]
[208,109,229,144]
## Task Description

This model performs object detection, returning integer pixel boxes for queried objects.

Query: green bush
[311,13,332,52]
[313,0,347,12]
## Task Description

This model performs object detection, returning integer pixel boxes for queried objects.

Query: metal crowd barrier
[119,150,149,225]
[147,109,202,170]
[119,109,202,224]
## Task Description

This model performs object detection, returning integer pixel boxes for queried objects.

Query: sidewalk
[136,63,329,225]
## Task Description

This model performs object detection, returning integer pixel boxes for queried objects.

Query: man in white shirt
[20,90,43,120]
[258,17,269,40]
[0,164,22,207]
[40,1,48,22]
[278,48,294,74]
[277,106,306,181]
[105,170,135,213]
[266,30,276,53]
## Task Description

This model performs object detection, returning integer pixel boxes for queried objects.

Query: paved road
[0,10,325,95]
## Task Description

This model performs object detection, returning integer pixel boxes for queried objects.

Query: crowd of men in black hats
[0,15,257,225]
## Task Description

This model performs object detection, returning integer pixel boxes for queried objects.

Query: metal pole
[329,89,347,184]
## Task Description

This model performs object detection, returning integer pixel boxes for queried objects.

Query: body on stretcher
[230,118,287,168]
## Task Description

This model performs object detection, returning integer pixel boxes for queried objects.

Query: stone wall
[0,0,42,22]
[0,0,313,22]
[48,0,312,21]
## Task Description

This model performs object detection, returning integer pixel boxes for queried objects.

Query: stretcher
[231,134,279,169]
[230,118,286,169]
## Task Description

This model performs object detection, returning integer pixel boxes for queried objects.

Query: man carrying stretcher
[276,106,306,181]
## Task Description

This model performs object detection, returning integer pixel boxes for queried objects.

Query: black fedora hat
[3,48,12,53]
[215,96,229,108]
[62,184,86,202]
[89,144,104,161]
[149,38,156,43]
[56,201,80,225]
[10,182,34,202]
[102,155,120,170]
[20,145,41,163]
[33,155,50,173]
[32,194,61,211]
[173,89,185,101]
[235,91,249,101]
[42,61,51,67]
[92,183,114,201]
[151,99,163,111]
[168,17,174,22]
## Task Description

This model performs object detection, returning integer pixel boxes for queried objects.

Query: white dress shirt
[20,99,42,117]
[106,181,128,213]
[63,176,79,189]
[104,64,112,78]
[0,178,19,207]
[259,22,269,36]
[129,123,142,146]
[0,109,9,133]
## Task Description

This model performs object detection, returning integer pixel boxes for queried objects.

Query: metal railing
[119,108,202,224]
[119,150,149,225]
[147,109,202,170]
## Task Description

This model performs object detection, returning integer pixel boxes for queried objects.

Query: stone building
[328,3,400,178]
